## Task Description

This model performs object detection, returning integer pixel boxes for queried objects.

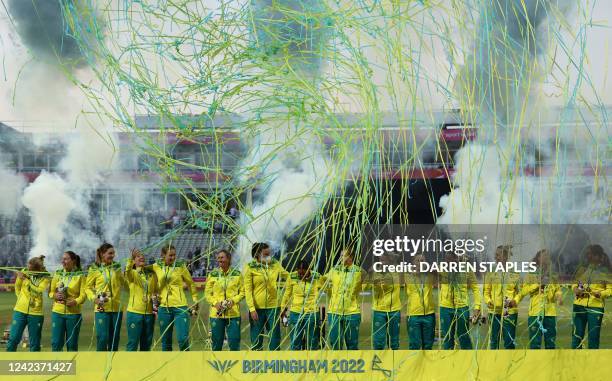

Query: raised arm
[547,283,562,302]
[14,274,23,297]
[515,280,539,304]
[124,258,135,283]
[29,277,50,294]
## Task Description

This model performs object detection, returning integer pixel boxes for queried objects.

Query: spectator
[132,219,141,233]
[192,247,202,269]
[213,221,223,233]
[186,250,194,272]
[164,216,172,230]
[229,206,238,219]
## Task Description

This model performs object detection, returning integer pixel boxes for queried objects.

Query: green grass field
[1,290,610,351]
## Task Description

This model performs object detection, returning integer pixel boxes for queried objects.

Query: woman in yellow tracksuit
[512,249,562,349]
[205,249,244,351]
[368,254,401,350]
[405,254,436,350]
[125,249,158,351]
[86,243,127,352]
[49,251,87,351]
[151,244,200,351]
[7,256,49,352]
[280,259,323,350]
[244,242,288,351]
[323,248,362,350]
[439,253,481,350]
[572,244,611,349]
[484,245,520,349]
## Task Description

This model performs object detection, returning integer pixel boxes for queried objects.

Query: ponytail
[65,251,81,271]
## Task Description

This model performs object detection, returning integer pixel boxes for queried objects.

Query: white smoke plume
[60,126,117,187]
[21,172,75,258]
[237,127,330,263]
[64,126,118,260]
[236,0,332,264]
[437,144,533,225]
[438,0,611,231]
[21,126,118,265]
[455,0,575,131]
[0,163,26,217]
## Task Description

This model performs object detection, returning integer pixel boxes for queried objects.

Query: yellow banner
[0,350,609,380]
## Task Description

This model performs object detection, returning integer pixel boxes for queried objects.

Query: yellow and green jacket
[125,259,159,314]
[439,271,482,310]
[150,260,199,308]
[405,272,436,316]
[514,272,561,317]
[365,272,402,312]
[14,272,50,316]
[243,259,288,312]
[323,264,362,315]
[205,267,244,318]
[281,272,323,314]
[49,270,88,315]
[572,264,612,309]
[484,271,521,315]
[86,262,127,313]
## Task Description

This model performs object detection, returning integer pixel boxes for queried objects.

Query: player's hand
[54,292,65,302]
[507,300,517,308]
[215,301,223,310]
[16,271,25,280]
[470,309,481,324]
[226,300,234,308]
[65,298,77,307]
[250,310,259,321]
[96,298,106,307]
[574,288,584,298]
[594,292,601,298]
[487,301,494,309]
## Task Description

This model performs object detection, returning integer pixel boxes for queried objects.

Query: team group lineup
[5,241,611,352]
